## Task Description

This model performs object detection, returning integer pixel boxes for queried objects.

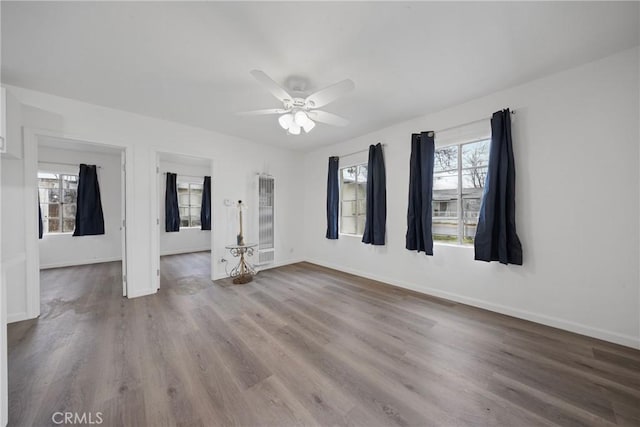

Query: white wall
[38,146,122,269]
[1,155,27,322]
[2,84,305,321]
[303,48,640,348]
[159,159,211,256]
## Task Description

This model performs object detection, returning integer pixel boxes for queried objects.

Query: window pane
[462,139,490,169]
[433,200,458,218]
[47,204,60,218]
[190,193,202,207]
[462,198,482,244]
[62,187,77,204]
[356,199,366,216]
[40,183,60,204]
[341,182,356,201]
[341,216,357,234]
[62,174,78,188]
[63,203,76,219]
[48,219,60,233]
[356,215,366,235]
[177,183,189,206]
[63,219,75,233]
[357,165,368,183]
[190,207,201,225]
[342,167,356,184]
[48,188,61,204]
[433,219,458,243]
[356,183,367,202]
[342,201,356,216]
[179,207,189,220]
[434,146,458,172]
[180,218,189,227]
[433,171,458,192]
[462,166,488,193]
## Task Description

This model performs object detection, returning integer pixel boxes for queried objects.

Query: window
[38,172,78,234]
[433,138,490,245]
[340,164,367,235]
[178,182,203,227]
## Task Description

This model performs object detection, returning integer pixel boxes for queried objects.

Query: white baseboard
[305,258,640,350]
[257,258,304,273]
[7,312,28,324]
[40,256,122,270]
[160,248,211,257]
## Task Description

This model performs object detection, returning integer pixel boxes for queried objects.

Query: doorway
[154,152,214,291]
[36,135,128,298]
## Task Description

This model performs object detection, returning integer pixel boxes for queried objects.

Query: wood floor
[8,254,640,426]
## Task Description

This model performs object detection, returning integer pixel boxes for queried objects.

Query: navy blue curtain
[73,164,105,236]
[474,109,523,265]
[406,132,435,255]
[326,156,339,239]
[165,172,180,232]
[201,176,211,230]
[362,143,386,245]
[38,195,43,239]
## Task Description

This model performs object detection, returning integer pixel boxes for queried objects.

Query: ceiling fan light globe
[302,119,316,133]
[294,111,309,127]
[278,113,293,130]
[288,123,301,135]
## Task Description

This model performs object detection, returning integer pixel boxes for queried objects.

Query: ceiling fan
[238,70,355,135]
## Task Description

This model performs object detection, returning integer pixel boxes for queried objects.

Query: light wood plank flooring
[8,254,640,426]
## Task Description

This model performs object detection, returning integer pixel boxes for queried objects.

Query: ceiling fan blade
[308,110,350,127]
[250,70,293,103]
[237,108,289,116]
[305,79,355,108]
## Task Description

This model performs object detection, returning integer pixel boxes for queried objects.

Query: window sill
[434,241,474,249]
[339,233,363,238]
[42,232,74,236]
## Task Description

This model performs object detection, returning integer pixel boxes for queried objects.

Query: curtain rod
[336,110,516,158]
[39,161,101,169]
[161,172,205,180]
[434,110,516,135]
[339,143,387,159]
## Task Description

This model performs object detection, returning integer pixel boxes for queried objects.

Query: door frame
[23,127,133,317]
[152,149,216,289]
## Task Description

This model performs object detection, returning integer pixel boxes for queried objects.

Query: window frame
[433,137,490,246]
[37,172,79,235]
[339,163,368,237]
[177,181,204,229]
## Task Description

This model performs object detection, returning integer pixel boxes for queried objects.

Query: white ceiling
[2,2,638,151]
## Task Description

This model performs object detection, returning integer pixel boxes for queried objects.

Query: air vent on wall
[256,174,275,266]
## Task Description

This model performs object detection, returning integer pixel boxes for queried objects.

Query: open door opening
[155,152,213,291]
[36,136,128,300]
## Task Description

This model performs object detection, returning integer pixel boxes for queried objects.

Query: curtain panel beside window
[165,172,180,232]
[326,156,339,239]
[38,195,43,239]
[474,109,523,265]
[73,164,105,236]
[201,176,212,230]
[362,143,386,245]
[406,131,435,255]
